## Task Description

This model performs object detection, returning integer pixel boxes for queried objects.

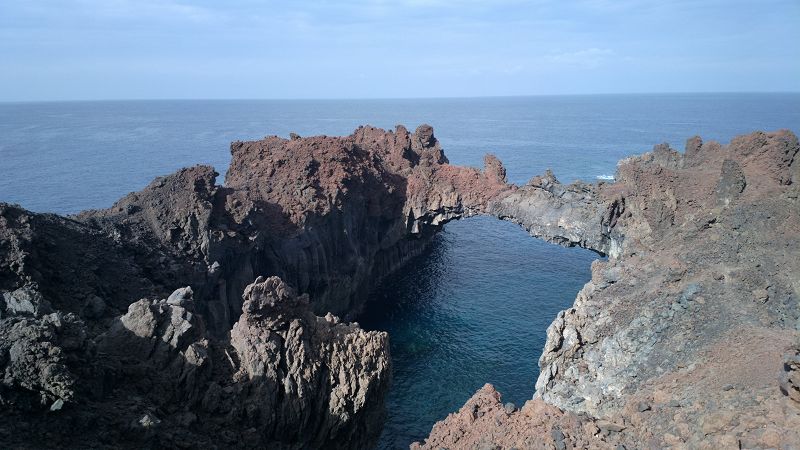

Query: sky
[1,0,799,101]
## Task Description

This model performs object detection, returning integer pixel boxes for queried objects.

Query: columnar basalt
[74,125,510,334]
[1,124,502,447]
[0,273,390,448]
[2,125,799,448]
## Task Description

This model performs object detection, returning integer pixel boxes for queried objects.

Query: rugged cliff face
[414,130,800,449]
[1,268,389,448]
[74,125,506,334]
[2,125,798,448]
[0,124,505,447]
[92,276,388,449]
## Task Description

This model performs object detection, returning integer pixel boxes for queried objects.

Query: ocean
[1,94,798,448]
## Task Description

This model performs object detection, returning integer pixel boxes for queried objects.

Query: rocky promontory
[1,125,799,448]
[0,124,501,447]
[415,130,800,449]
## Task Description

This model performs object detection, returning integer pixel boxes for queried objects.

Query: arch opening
[360,216,602,449]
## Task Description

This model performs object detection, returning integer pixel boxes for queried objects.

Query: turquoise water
[1,94,799,448]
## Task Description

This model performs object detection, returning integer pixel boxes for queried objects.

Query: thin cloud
[543,48,616,69]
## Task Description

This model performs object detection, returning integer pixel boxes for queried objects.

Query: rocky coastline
[1,125,798,448]
[415,130,800,449]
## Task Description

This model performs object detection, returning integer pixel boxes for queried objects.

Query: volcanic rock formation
[414,130,800,449]
[1,125,799,448]
[0,124,501,447]
[73,124,507,335]
[0,271,389,448]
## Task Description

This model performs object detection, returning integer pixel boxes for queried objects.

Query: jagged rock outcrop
[229,277,389,448]
[74,125,508,335]
[414,130,800,449]
[782,347,800,404]
[2,125,799,448]
[1,124,488,448]
[1,278,389,449]
[410,384,625,450]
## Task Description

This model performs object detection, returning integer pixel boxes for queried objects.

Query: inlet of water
[360,216,600,449]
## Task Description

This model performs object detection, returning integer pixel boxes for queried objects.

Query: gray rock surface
[0,312,84,410]
[229,276,390,448]
[1,276,389,449]
[782,347,800,404]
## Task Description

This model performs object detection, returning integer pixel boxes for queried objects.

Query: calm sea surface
[1,94,799,448]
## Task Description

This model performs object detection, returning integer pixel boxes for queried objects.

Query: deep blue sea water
[1,94,799,448]
[360,217,599,449]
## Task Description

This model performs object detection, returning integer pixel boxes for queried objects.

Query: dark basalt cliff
[1,125,799,448]
[72,124,505,335]
[0,124,504,448]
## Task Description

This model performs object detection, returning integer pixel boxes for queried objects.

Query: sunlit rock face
[0,273,389,448]
[415,130,800,449]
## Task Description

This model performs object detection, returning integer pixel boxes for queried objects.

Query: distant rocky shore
[1,125,798,448]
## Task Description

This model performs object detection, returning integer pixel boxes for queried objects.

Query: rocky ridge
[1,125,799,448]
[73,125,507,334]
[0,124,503,447]
[414,130,800,449]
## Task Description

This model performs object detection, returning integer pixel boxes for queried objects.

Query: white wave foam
[596,174,615,180]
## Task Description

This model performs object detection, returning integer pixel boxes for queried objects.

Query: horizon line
[2,91,799,104]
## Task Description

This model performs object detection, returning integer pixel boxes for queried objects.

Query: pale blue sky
[1,0,798,101]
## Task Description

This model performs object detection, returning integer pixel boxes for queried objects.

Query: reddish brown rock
[70,125,513,334]
[411,384,621,450]
[2,125,799,448]
[0,124,500,448]
[417,129,800,449]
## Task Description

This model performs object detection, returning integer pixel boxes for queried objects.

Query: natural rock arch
[2,125,799,447]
